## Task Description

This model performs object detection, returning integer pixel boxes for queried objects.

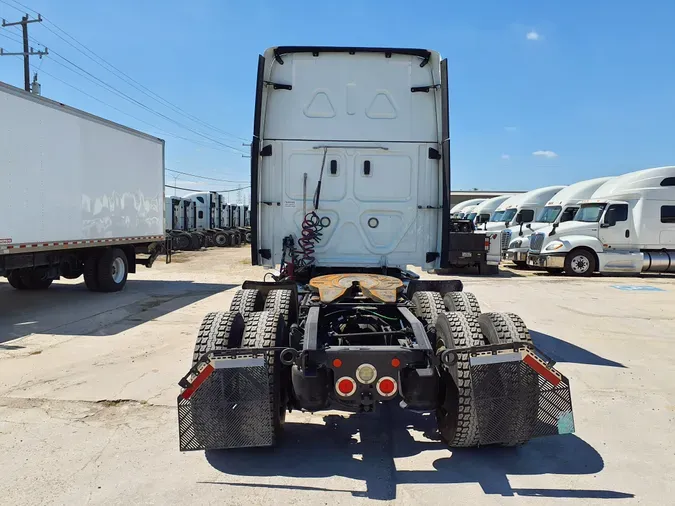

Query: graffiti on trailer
[81,191,162,238]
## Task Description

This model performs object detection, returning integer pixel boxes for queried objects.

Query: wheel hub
[571,255,588,273]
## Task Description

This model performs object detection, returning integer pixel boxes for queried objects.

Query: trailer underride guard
[176,46,574,452]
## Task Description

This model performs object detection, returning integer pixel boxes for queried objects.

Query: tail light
[376,377,397,397]
[335,376,357,396]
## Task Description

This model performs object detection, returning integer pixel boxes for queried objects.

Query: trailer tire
[83,253,101,292]
[477,312,538,446]
[96,248,128,292]
[20,269,53,290]
[443,291,481,315]
[264,289,297,324]
[412,291,445,330]
[435,311,486,447]
[214,232,230,247]
[192,311,245,366]
[242,311,288,440]
[7,271,27,290]
[230,289,264,319]
[564,248,596,277]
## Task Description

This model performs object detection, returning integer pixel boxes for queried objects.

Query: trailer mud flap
[469,350,574,446]
[177,353,273,451]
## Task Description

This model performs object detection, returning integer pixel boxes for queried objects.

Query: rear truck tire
[83,252,101,292]
[477,312,538,446]
[564,249,596,277]
[174,233,191,251]
[96,248,129,292]
[443,291,481,315]
[230,289,264,320]
[412,291,445,330]
[242,311,288,440]
[435,311,486,447]
[232,232,242,246]
[263,289,297,324]
[245,231,252,243]
[214,232,230,247]
[20,269,53,290]
[192,311,245,366]
[7,271,27,290]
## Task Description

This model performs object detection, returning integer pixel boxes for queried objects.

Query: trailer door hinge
[261,144,272,157]
[265,81,292,91]
[428,147,442,160]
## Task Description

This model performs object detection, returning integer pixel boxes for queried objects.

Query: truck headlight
[545,241,564,251]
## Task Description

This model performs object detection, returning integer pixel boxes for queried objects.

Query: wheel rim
[111,257,125,284]
[571,255,589,274]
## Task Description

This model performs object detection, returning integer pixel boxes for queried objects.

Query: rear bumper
[527,253,565,269]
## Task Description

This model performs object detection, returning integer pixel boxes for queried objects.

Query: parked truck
[503,177,612,267]
[471,195,514,227]
[528,166,675,276]
[183,191,240,247]
[0,81,166,292]
[450,198,484,218]
[176,46,574,453]
[165,196,202,251]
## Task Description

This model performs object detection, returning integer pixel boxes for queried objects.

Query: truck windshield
[466,212,477,221]
[536,206,562,223]
[501,208,517,222]
[575,203,607,222]
[490,211,505,222]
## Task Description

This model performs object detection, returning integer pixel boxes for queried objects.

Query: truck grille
[501,230,512,250]
[529,233,545,253]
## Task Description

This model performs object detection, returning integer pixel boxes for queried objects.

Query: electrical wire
[165,168,248,183]
[1,0,249,143]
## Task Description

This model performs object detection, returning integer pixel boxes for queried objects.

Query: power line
[1,0,249,143]
[165,168,248,183]
[165,184,251,193]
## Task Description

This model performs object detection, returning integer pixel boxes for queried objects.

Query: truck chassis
[177,273,574,451]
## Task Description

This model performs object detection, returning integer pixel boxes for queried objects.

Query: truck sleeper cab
[176,46,574,453]
[528,166,675,276]
[503,178,612,266]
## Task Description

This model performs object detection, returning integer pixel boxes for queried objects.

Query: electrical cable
[165,168,248,183]
[165,184,250,193]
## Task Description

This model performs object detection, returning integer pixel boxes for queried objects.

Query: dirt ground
[1,247,673,505]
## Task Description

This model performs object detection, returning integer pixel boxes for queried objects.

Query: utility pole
[1,14,48,92]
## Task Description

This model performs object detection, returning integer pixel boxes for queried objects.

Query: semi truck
[503,177,612,267]
[450,198,484,218]
[528,166,675,276]
[0,80,166,292]
[176,46,574,452]
[472,194,514,227]
[183,191,241,247]
[165,196,202,251]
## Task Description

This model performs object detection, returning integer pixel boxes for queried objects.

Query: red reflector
[376,377,397,397]
[391,358,400,368]
[332,358,342,368]
[336,377,356,396]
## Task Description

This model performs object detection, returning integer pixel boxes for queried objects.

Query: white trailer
[503,177,613,266]
[0,81,166,292]
[528,166,675,276]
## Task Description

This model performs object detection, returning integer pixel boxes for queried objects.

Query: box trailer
[0,81,167,292]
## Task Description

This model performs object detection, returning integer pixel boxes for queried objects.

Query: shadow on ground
[203,405,633,501]
[531,330,626,368]
[433,267,527,278]
[0,279,236,342]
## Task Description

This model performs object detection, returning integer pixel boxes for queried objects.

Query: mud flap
[469,349,574,446]
[177,352,274,451]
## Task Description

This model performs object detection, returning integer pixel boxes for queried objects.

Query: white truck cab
[450,198,485,218]
[455,204,478,219]
[470,195,513,226]
[251,46,451,270]
[528,166,675,275]
[503,177,612,266]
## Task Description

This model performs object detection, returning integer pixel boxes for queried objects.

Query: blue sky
[1,0,674,194]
